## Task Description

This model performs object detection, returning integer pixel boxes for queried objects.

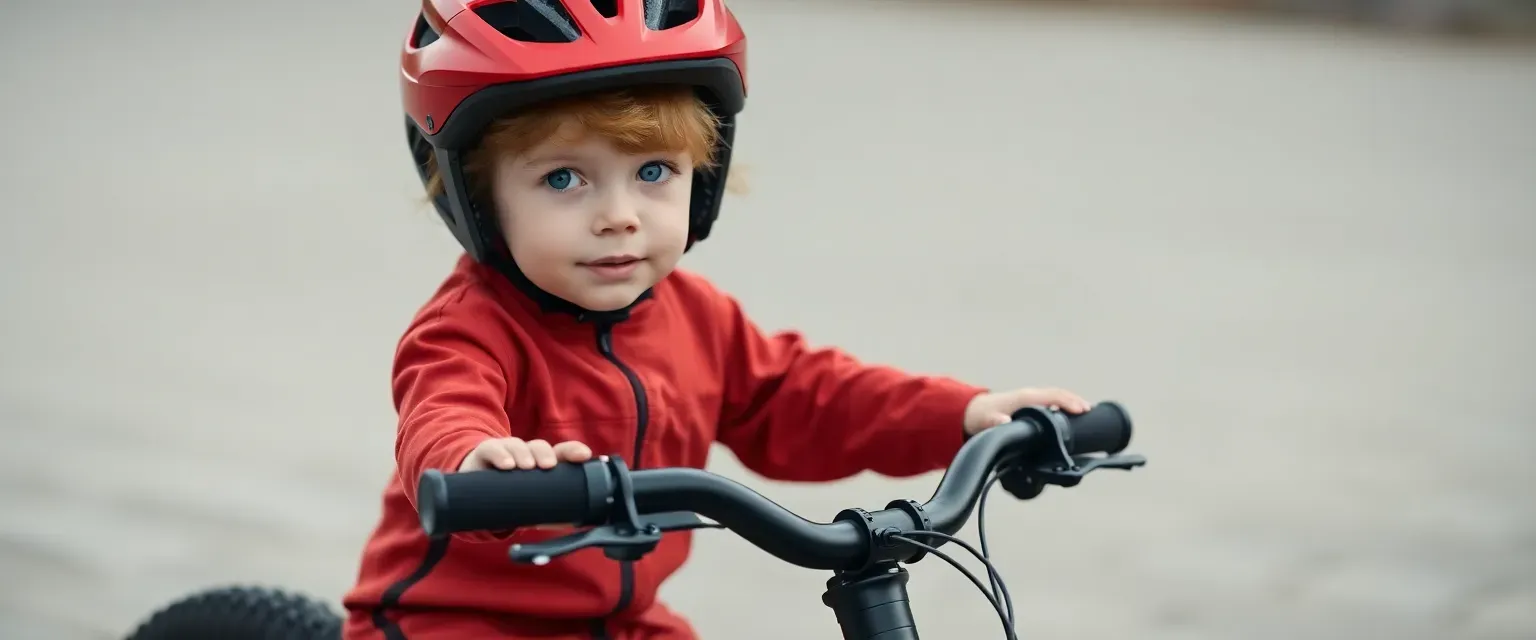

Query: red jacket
[342,256,985,639]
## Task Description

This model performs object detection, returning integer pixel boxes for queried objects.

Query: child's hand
[963,387,1093,436]
[458,437,594,472]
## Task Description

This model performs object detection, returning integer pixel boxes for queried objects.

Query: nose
[592,189,641,235]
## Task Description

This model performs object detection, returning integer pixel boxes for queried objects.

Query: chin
[576,290,644,312]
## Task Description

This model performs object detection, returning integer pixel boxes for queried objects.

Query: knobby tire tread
[124,585,343,640]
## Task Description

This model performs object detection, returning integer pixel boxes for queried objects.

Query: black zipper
[594,323,649,624]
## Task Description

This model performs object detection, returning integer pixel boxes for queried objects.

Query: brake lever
[508,511,709,564]
[999,406,1147,500]
[1037,452,1145,485]
[508,456,718,565]
[509,525,660,564]
[510,528,628,565]
[999,452,1146,500]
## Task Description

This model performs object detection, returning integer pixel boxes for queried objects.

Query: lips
[582,255,641,266]
[579,255,643,281]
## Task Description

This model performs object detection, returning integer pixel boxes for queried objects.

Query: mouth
[581,255,642,267]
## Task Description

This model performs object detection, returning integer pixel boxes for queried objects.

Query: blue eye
[544,168,578,191]
[637,161,675,183]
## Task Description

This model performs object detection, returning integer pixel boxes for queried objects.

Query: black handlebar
[417,401,1142,572]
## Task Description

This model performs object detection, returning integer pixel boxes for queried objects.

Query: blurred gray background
[2,0,1533,638]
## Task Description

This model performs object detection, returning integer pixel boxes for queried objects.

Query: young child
[342,1,1092,638]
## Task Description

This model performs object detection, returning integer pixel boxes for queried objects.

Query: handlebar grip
[416,462,611,537]
[1067,401,1133,455]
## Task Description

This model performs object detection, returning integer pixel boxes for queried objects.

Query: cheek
[505,215,574,264]
[652,180,694,241]
[502,217,545,262]
[496,194,573,262]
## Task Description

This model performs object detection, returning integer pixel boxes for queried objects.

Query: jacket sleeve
[392,302,519,542]
[712,293,987,482]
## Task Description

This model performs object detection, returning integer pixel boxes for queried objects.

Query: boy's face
[491,123,694,312]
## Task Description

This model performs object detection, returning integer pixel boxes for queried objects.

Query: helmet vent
[473,0,583,44]
[410,12,442,48]
[589,0,618,18]
[644,0,700,30]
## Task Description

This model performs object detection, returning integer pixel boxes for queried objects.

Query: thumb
[968,411,1012,435]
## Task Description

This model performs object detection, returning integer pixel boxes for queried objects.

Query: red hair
[424,85,722,200]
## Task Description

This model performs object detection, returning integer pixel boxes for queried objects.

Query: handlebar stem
[823,562,921,640]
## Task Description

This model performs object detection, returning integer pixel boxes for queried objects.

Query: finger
[526,439,558,469]
[482,443,520,471]
[457,452,486,472]
[1053,390,1092,413]
[1017,387,1089,413]
[1070,394,1093,413]
[503,439,537,469]
[988,413,1013,428]
[553,441,593,462]
[1006,387,1053,411]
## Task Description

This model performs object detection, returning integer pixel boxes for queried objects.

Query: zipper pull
[596,325,614,354]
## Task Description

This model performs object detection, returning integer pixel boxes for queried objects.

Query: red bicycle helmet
[401,0,747,263]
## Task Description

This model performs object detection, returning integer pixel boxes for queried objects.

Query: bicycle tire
[124,585,342,640]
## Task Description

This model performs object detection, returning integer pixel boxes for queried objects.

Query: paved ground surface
[2,0,1534,638]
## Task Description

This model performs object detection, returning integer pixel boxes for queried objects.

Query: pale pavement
[1,1,1533,638]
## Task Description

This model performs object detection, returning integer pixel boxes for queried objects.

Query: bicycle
[125,402,1146,639]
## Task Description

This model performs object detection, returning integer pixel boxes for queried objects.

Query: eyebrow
[518,154,586,170]
[517,149,686,171]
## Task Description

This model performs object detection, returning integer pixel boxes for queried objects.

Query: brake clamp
[509,455,671,565]
[998,406,1147,500]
